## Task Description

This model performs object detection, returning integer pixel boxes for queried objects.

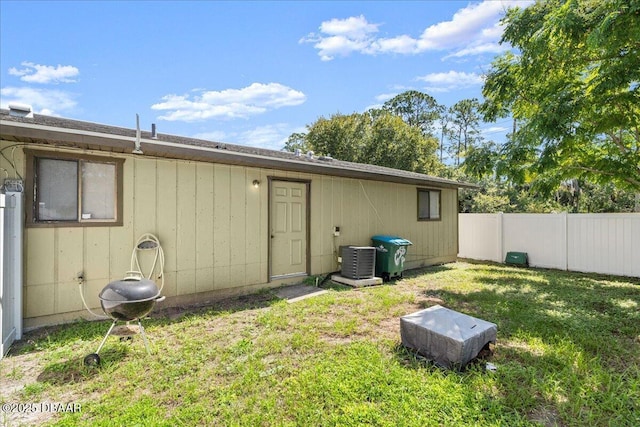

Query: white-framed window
[417,188,441,221]
[26,150,123,226]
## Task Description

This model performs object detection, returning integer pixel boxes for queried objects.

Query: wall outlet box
[333,226,340,237]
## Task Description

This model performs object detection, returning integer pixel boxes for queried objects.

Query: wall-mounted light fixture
[252,180,260,188]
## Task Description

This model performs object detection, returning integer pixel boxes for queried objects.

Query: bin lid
[371,235,413,245]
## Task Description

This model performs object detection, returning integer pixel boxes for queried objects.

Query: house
[0,107,474,332]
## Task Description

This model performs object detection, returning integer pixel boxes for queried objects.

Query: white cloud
[374,93,397,103]
[152,83,306,122]
[0,86,77,115]
[418,2,508,50]
[373,35,420,55]
[320,15,379,39]
[302,1,533,60]
[482,126,510,135]
[236,124,298,151]
[8,62,79,84]
[443,43,509,60]
[195,123,305,151]
[417,71,484,92]
[300,15,379,61]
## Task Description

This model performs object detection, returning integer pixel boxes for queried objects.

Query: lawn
[1,262,639,426]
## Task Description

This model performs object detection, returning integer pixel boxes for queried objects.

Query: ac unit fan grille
[341,246,376,279]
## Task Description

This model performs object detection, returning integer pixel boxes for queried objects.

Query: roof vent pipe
[133,114,143,154]
[306,150,314,159]
[294,149,301,157]
[8,103,33,118]
[151,123,157,139]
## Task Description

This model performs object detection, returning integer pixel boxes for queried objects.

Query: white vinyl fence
[458,213,640,278]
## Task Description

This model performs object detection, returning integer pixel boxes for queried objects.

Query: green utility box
[371,235,413,281]
[505,251,528,267]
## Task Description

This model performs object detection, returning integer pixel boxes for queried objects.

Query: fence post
[497,212,504,263]
[563,212,569,271]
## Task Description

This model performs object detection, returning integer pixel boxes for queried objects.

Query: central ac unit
[340,246,376,279]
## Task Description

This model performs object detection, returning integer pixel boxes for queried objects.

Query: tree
[482,0,640,192]
[382,90,442,137]
[285,110,442,174]
[305,113,369,162]
[283,132,309,153]
[446,99,482,165]
[365,112,441,174]
[462,140,500,179]
[437,105,451,163]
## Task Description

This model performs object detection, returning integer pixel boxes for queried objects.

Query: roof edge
[0,114,478,189]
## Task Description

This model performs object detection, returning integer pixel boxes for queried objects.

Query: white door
[270,180,308,279]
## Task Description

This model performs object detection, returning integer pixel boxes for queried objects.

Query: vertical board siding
[229,166,247,287]
[176,162,197,296]
[459,213,640,277]
[156,160,178,297]
[245,169,262,285]
[195,162,214,293]
[311,177,458,272]
[6,141,460,323]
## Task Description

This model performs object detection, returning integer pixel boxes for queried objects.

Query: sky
[0,0,532,152]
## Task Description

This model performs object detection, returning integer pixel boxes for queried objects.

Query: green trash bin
[371,235,413,281]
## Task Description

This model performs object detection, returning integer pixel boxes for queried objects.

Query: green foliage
[286,109,442,174]
[459,140,638,213]
[381,90,441,137]
[446,99,483,165]
[482,0,640,191]
[283,132,308,153]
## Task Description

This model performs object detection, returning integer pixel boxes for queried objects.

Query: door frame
[267,176,311,282]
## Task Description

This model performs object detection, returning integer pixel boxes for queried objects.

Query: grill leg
[96,319,118,354]
[138,319,151,355]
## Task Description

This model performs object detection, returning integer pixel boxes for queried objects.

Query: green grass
[1,262,639,426]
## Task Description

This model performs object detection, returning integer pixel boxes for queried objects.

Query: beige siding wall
[308,176,458,273]
[1,141,458,328]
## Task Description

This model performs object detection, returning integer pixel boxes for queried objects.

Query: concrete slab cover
[331,274,383,288]
[400,305,497,368]
[273,284,327,303]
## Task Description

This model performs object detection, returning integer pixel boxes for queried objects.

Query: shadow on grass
[417,264,640,367]
[392,342,494,374]
[9,289,281,358]
[403,263,458,278]
[36,347,128,385]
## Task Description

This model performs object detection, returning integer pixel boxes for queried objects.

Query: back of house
[0,108,472,331]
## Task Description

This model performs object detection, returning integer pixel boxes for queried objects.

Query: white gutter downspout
[3,181,23,343]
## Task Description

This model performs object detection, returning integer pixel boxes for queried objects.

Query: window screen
[37,159,78,220]
[418,189,441,221]
[29,151,122,226]
[82,162,116,220]
[429,191,440,219]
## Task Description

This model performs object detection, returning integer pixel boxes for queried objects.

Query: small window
[418,188,441,221]
[26,151,123,226]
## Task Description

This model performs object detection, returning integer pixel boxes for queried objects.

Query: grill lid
[99,277,161,303]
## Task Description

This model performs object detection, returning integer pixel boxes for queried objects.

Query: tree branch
[606,132,629,154]
[572,165,640,188]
